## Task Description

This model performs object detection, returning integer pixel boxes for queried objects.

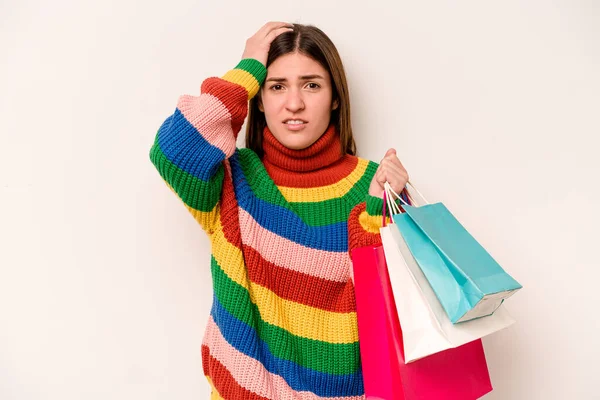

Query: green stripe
[289,163,378,225]
[150,134,223,213]
[366,194,385,217]
[235,59,267,85]
[289,197,354,226]
[238,148,289,206]
[239,149,378,226]
[211,256,361,376]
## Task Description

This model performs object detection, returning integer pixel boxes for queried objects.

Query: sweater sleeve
[348,194,388,254]
[347,157,412,254]
[149,59,267,235]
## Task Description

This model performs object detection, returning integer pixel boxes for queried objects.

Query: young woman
[150,21,409,400]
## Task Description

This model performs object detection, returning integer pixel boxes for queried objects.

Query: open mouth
[283,119,308,125]
[283,119,308,131]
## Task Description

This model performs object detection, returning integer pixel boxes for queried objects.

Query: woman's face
[260,52,338,150]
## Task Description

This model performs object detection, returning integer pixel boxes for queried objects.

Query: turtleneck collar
[261,124,359,188]
[262,124,343,172]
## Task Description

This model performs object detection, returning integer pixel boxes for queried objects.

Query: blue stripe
[229,153,349,252]
[210,296,364,397]
[157,109,227,181]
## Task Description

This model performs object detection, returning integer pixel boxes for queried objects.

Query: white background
[2,0,599,399]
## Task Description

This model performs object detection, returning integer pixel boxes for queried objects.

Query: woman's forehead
[266,52,329,79]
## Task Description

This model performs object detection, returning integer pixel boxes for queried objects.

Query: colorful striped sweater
[149,59,386,399]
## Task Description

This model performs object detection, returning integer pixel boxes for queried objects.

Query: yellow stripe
[211,217,358,344]
[359,210,390,234]
[278,159,370,203]
[222,69,261,99]
[211,218,249,290]
[166,182,220,235]
[206,377,225,400]
[187,204,219,235]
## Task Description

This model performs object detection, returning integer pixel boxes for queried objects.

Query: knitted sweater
[149,59,386,399]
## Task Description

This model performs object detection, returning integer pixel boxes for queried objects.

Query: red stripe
[219,164,243,249]
[264,155,359,188]
[242,244,356,313]
[202,345,270,400]
[201,77,248,136]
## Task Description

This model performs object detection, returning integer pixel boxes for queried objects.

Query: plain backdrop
[1,0,599,399]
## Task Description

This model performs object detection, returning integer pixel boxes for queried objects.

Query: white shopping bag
[380,183,516,362]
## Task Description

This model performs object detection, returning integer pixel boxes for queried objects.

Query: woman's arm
[149,22,293,236]
[149,59,266,235]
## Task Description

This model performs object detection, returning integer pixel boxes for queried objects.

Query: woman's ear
[332,98,339,111]
[258,97,264,112]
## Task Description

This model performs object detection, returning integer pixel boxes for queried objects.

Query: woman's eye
[306,83,320,89]
[270,84,284,91]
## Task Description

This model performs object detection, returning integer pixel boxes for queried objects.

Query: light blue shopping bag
[392,201,522,324]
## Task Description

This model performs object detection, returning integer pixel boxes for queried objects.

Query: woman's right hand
[242,22,294,67]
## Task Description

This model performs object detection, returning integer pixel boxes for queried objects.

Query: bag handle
[406,181,429,205]
[385,181,430,209]
[383,182,403,221]
[382,190,388,227]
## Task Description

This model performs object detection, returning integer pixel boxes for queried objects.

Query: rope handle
[382,180,430,220]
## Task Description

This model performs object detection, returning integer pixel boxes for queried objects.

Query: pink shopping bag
[352,245,493,400]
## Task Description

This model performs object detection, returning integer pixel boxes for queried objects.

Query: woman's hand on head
[242,22,294,67]
[368,148,409,199]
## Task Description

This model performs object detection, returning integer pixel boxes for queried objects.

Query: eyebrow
[265,74,325,82]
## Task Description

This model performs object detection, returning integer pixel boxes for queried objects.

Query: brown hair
[245,23,356,158]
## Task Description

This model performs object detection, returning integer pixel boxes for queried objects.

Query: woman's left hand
[368,148,409,198]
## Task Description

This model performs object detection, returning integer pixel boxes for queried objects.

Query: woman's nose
[285,90,305,112]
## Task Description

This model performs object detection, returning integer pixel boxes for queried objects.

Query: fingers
[265,26,294,43]
[261,21,293,37]
[245,22,294,65]
[381,148,405,169]
[377,149,409,193]
[369,148,410,198]
[375,166,387,185]
[380,156,404,173]
[377,166,407,189]
[380,157,408,180]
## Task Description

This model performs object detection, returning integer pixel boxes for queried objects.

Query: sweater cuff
[365,194,384,217]
[347,203,383,255]
[221,59,267,99]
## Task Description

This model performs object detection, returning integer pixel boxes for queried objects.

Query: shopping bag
[352,244,493,399]
[387,182,522,323]
[381,224,515,362]
[352,244,404,400]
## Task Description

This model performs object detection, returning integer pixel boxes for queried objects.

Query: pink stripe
[204,317,363,400]
[238,208,352,283]
[177,93,236,157]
